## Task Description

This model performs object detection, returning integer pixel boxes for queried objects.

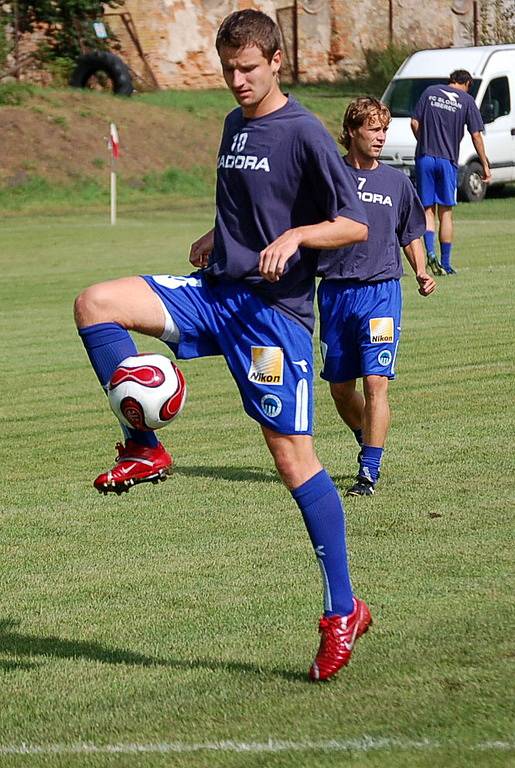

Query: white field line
[0,737,513,756]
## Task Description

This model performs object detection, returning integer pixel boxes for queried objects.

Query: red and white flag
[108,122,119,160]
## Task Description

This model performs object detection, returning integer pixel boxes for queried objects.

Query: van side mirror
[481,100,499,124]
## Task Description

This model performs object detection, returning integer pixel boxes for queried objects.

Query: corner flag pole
[108,123,119,225]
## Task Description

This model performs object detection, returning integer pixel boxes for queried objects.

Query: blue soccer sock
[424,230,436,256]
[353,428,363,447]
[291,469,354,617]
[440,242,453,271]
[359,445,383,484]
[78,322,158,448]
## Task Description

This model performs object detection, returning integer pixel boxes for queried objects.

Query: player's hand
[416,272,436,296]
[482,166,492,184]
[190,229,214,268]
[259,229,302,282]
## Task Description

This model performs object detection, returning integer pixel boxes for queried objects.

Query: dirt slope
[0,89,221,187]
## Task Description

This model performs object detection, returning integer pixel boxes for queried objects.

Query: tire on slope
[70,51,134,96]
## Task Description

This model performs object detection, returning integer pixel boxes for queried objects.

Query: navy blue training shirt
[204,97,368,332]
[412,84,484,165]
[317,161,425,281]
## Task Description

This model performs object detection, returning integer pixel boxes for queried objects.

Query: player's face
[219,44,282,117]
[351,116,389,160]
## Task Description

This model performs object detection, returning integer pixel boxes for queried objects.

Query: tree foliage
[15,0,125,61]
[363,44,415,94]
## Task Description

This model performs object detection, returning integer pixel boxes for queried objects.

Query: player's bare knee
[330,389,345,410]
[272,442,320,490]
[330,381,354,407]
[363,375,389,400]
[74,283,119,328]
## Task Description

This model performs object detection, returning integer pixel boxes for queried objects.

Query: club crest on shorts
[261,394,282,418]
[248,346,284,385]
[377,349,392,367]
[369,317,394,344]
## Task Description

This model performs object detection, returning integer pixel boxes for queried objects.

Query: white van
[380,45,515,201]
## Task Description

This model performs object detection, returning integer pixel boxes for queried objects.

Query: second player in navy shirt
[317,161,426,282]
[318,97,435,497]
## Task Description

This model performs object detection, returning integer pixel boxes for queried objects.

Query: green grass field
[0,196,514,767]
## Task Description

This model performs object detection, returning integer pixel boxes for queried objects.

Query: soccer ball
[107,353,187,431]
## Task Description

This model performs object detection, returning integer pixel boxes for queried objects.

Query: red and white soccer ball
[107,354,187,431]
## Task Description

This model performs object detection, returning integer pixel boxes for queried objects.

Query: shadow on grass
[0,620,306,681]
[174,465,281,484]
[0,619,165,669]
[331,473,357,488]
[176,466,356,488]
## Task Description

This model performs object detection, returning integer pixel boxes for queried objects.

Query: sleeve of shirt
[397,177,426,247]
[466,100,485,134]
[301,125,368,227]
[412,91,426,120]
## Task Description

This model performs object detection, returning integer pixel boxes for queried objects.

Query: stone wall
[106,0,479,90]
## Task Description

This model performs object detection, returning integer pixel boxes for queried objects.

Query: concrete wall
[106,0,478,90]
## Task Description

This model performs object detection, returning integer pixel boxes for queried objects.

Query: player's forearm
[403,239,426,276]
[403,239,437,296]
[295,217,368,250]
[471,132,490,172]
[259,217,367,283]
[410,118,420,139]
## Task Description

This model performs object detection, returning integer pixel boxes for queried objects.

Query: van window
[480,76,511,121]
[383,78,481,117]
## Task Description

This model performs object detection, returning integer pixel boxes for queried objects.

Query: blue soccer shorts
[142,273,314,435]
[318,278,402,382]
[415,154,458,207]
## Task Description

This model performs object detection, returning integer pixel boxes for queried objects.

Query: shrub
[363,43,414,94]
[0,82,35,106]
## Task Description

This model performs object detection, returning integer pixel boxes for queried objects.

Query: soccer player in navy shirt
[318,97,436,496]
[411,70,491,275]
[74,10,371,681]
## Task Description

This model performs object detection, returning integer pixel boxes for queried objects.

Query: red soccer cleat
[93,440,173,495]
[308,598,372,681]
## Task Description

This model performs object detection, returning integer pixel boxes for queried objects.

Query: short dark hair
[449,69,473,86]
[216,9,281,62]
[339,96,391,149]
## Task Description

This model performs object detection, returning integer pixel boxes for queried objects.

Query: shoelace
[318,618,346,653]
[115,442,128,461]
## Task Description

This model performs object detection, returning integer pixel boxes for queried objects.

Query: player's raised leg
[261,428,371,681]
[74,276,174,494]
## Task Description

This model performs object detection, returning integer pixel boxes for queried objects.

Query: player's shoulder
[377,162,417,199]
[463,90,480,107]
[285,98,331,137]
[418,84,438,100]
[377,161,409,183]
[224,106,244,129]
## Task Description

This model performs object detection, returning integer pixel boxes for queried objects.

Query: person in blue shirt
[411,70,491,275]
[74,10,371,681]
[318,97,436,496]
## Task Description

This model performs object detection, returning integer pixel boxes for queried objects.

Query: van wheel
[70,51,134,96]
[459,161,487,202]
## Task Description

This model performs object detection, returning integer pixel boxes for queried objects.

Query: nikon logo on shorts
[248,346,284,385]
[369,317,394,344]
